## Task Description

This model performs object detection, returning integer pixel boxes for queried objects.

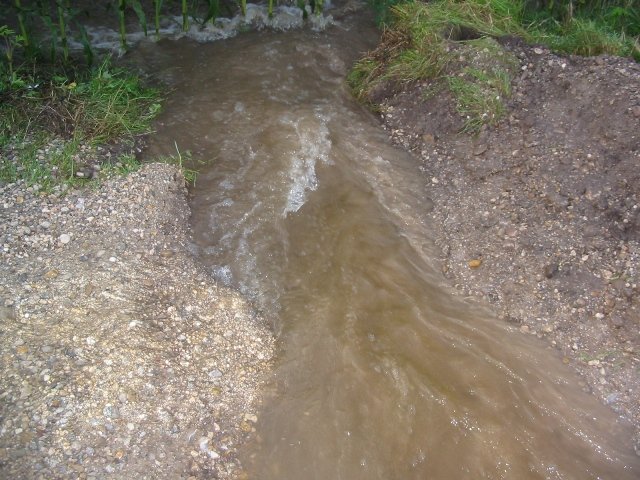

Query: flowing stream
[133,10,640,479]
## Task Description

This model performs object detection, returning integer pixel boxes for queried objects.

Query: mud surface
[0,163,274,478]
[371,41,640,450]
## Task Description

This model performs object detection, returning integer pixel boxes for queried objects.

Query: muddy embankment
[370,38,640,451]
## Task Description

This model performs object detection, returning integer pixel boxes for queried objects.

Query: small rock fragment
[543,263,558,279]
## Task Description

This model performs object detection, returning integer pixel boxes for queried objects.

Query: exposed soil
[1,7,639,477]
[0,162,274,478]
[368,40,640,452]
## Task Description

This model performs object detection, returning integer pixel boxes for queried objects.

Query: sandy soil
[365,39,640,453]
[0,162,274,479]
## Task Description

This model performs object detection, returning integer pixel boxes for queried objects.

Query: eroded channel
[137,11,640,479]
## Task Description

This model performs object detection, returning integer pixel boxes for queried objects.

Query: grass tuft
[351,0,639,132]
[349,1,522,131]
[448,66,512,132]
[530,16,639,58]
[154,142,199,186]
[69,60,161,143]
[0,58,161,190]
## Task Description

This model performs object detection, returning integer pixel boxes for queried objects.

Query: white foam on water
[283,113,332,215]
[218,179,234,190]
[67,4,334,55]
[212,265,233,285]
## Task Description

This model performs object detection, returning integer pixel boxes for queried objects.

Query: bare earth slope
[0,164,274,478]
[373,41,640,452]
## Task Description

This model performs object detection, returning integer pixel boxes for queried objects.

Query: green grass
[101,153,142,177]
[530,16,639,57]
[448,37,518,132]
[351,0,639,132]
[392,0,526,40]
[448,66,512,132]
[69,61,161,143]
[0,58,161,190]
[0,137,85,191]
[154,142,200,186]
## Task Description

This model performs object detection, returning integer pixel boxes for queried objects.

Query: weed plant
[351,0,639,132]
[0,57,160,189]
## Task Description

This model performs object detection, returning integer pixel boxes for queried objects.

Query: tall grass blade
[37,2,58,62]
[130,0,148,36]
[203,0,220,24]
[0,26,18,78]
[75,20,94,65]
[56,0,69,62]
[14,0,30,50]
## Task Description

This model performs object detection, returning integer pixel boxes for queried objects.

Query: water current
[133,9,640,479]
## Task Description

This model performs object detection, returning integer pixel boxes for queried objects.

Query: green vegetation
[350,0,639,132]
[2,0,328,56]
[0,56,161,190]
[517,0,638,58]
[0,0,330,189]
[161,142,199,186]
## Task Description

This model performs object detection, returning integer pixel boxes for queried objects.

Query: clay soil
[368,39,640,452]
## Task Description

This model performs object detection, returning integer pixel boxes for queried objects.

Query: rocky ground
[372,40,640,452]
[0,162,274,478]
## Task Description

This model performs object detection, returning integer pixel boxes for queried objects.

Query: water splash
[68,4,334,55]
[283,113,332,215]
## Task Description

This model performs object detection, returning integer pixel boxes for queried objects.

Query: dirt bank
[369,40,640,452]
[0,162,274,478]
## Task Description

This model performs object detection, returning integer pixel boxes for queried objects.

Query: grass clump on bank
[446,36,519,132]
[349,0,639,132]
[0,54,161,190]
[525,0,639,57]
[349,0,524,131]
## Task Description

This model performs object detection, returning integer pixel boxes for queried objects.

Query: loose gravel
[0,163,274,479]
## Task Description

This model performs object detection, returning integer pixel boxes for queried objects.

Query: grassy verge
[350,0,639,132]
[0,57,162,190]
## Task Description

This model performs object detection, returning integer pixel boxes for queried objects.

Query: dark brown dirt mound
[369,42,640,452]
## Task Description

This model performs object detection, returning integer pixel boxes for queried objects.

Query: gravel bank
[369,43,640,452]
[0,163,274,478]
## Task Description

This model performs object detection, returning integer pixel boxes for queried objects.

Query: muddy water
[136,12,640,480]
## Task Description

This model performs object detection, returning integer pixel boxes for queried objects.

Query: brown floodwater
[135,10,640,479]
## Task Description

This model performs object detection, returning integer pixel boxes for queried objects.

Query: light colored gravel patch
[0,163,274,479]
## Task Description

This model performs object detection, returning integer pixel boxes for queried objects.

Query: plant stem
[154,0,163,38]
[268,0,274,18]
[182,0,189,31]
[240,0,246,16]
[118,0,127,49]
[14,0,30,49]
[205,0,219,25]
[57,0,68,62]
